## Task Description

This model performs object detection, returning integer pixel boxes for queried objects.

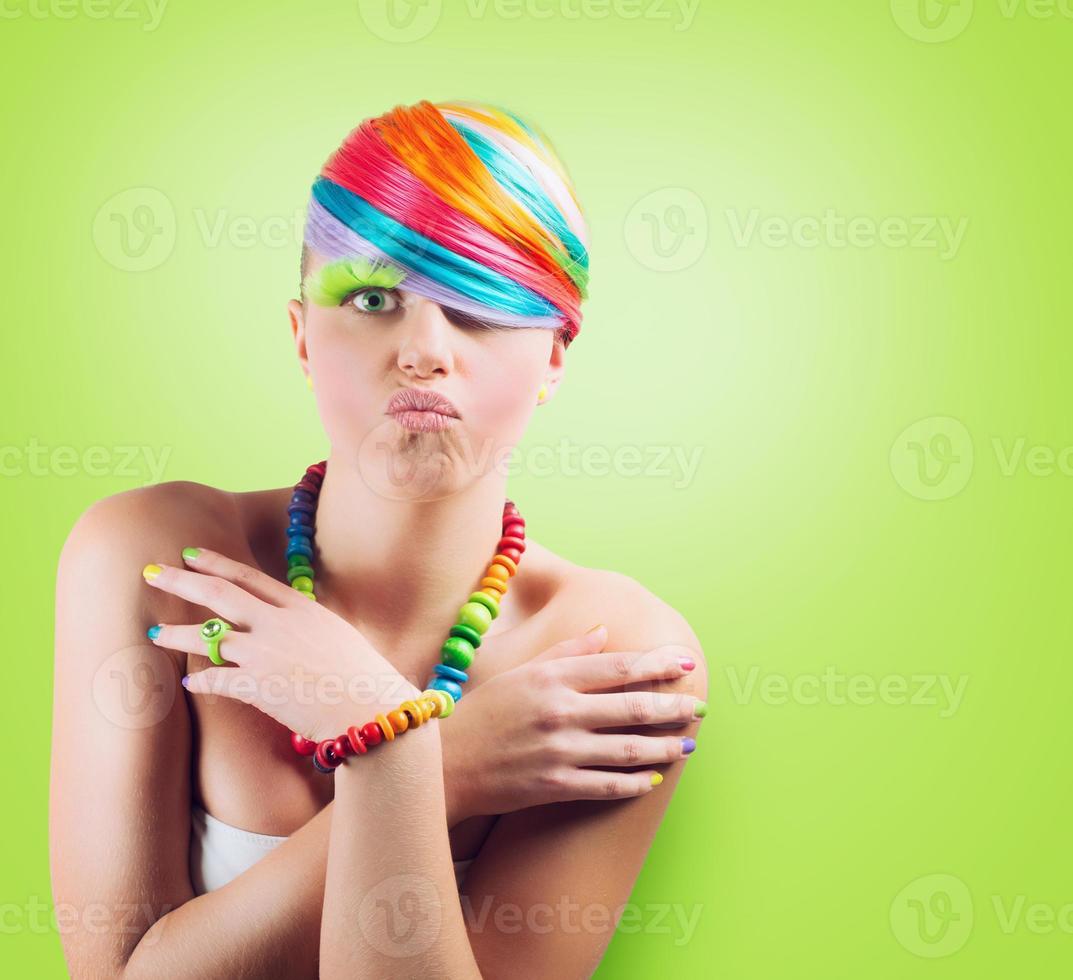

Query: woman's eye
[347,287,400,314]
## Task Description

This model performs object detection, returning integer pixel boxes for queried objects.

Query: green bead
[441,637,475,670]
[288,554,310,567]
[450,623,482,649]
[468,591,499,619]
[457,601,492,634]
[287,564,314,583]
[292,576,314,592]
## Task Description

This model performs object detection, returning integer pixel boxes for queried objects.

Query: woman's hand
[442,625,705,823]
[142,547,421,742]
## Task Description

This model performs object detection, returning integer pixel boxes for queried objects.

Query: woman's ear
[542,335,567,400]
[288,298,310,382]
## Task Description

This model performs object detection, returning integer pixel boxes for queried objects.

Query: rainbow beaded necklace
[284,459,527,770]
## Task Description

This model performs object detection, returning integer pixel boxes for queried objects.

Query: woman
[50,99,708,979]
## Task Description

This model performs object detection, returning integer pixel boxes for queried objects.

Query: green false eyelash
[304,257,408,307]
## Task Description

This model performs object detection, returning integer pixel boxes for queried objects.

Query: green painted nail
[693,700,708,718]
[182,547,201,561]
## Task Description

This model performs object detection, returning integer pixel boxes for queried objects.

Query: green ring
[199,617,233,666]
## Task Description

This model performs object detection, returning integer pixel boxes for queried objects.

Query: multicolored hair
[301,99,590,348]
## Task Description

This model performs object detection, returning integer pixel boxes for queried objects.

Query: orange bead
[388,709,410,733]
[485,564,510,585]
[491,554,518,577]
[400,699,423,727]
[481,586,504,600]
[375,713,394,740]
[481,576,507,593]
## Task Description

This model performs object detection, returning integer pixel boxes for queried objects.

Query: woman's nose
[396,300,456,377]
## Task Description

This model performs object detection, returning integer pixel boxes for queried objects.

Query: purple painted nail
[682,737,696,755]
[181,675,190,690]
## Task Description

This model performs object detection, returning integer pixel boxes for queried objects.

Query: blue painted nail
[147,625,162,640]
[682,737,696,755]
[181,675,190,690]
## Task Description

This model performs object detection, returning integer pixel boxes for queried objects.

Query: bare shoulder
[530,540,707,677]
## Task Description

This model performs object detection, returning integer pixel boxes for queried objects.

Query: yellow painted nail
[650,772,663,787]
[142,564,162,581]
[585,623,605,634]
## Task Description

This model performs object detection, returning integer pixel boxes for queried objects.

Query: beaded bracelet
[294,689,456,773]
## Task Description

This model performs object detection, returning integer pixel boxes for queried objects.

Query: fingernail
[693,700,708,718]
[682,737,696,755]
[650,772,663,786]
[678,657,695,671]
[181,675,190,690]
[147,625,162,640]
[142,564,162,581]
[182,547,201,561]
[585,623,605,635]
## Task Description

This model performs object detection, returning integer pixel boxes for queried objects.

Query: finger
[581,689,706,729]
[570,732,697,767]
[182,667,257,702]
[529,625,608,664]
[180,546,309,608]
[142,562,267,628]
[551,645,696,693]
[552,767,666,802]
[147,622,253,665]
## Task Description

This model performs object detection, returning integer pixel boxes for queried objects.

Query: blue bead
[287,525,315,538]
[428,677,463,702]
[433,663,469,684]
[291,490,315,504]
[286,540,313,559]
[288,501,316,517]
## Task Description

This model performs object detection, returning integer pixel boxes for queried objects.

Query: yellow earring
[537,383,548,404]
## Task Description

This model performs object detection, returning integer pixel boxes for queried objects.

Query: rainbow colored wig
[302,100,590,347]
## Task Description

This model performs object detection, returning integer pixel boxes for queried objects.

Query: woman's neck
[309,455,513,650]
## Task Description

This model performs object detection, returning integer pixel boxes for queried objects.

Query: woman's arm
[456,578,708,979]
[320,718,483,978]
[49,487,335,979]
[318,573,708,979]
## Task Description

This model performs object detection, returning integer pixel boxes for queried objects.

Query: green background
[5,0,1070,976]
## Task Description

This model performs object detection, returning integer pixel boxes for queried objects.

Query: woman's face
[288,249,565,502]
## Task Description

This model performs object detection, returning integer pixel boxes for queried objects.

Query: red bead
[500,547,522,564]
[296,480,321,495]
[315,739,341,769]
[332,736,351,759]
[502,521,526,540]
[291,732,319,756]
[346,725,368,754]
[360,722,383,747]
[498,535,526,554]
[308,462,327,478]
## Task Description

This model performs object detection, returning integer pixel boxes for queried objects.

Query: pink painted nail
[678,657,696,671]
